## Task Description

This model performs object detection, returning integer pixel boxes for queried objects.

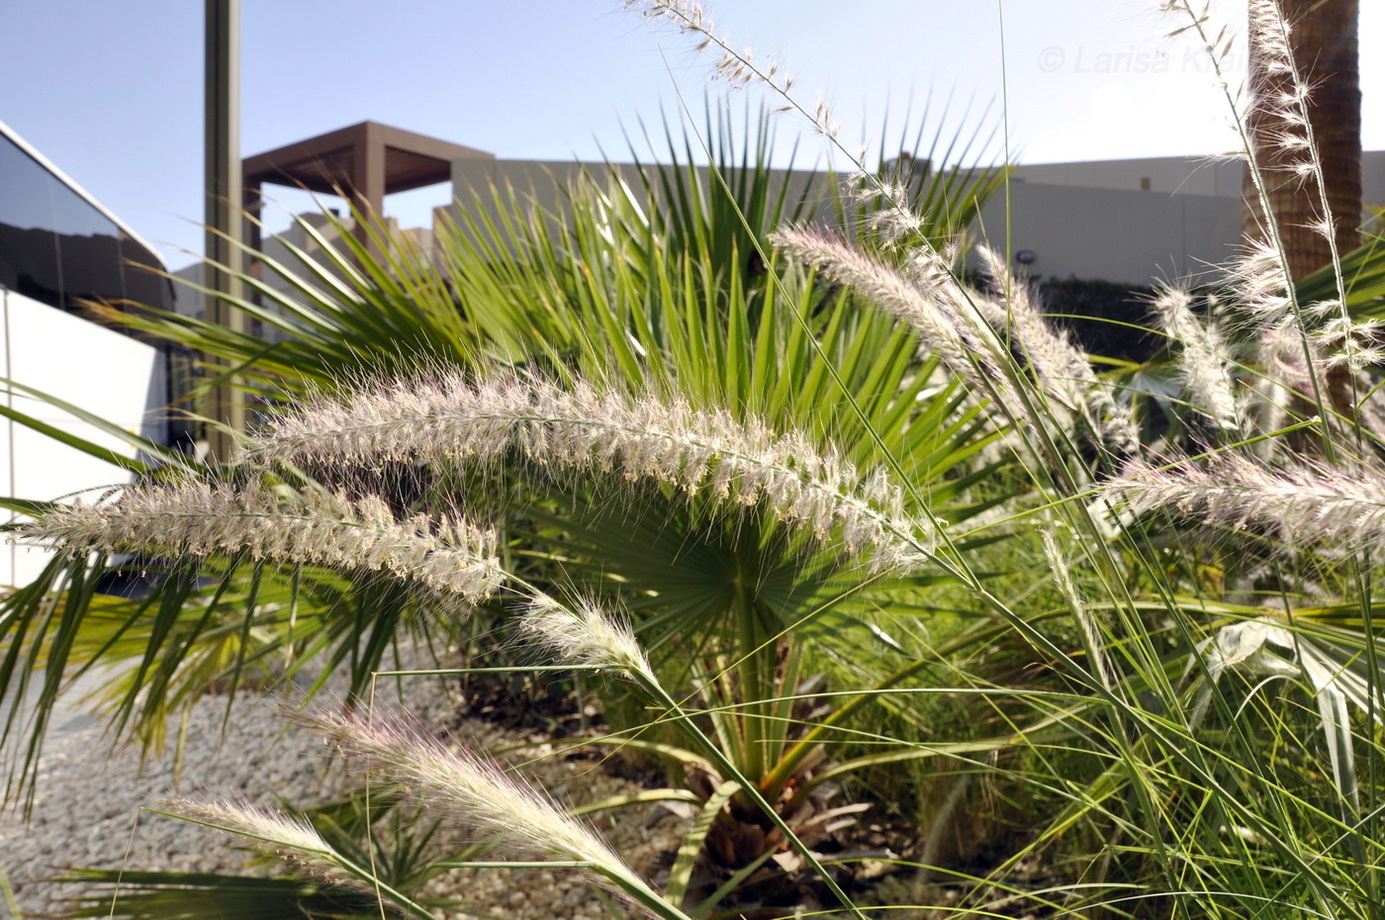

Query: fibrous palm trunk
[1242,0,1361,279]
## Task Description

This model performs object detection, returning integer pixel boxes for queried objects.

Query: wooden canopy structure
[242,121,493,250]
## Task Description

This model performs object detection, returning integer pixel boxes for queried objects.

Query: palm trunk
[1242,0,1361,279]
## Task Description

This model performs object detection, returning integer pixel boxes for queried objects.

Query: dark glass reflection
[0,133,171,314]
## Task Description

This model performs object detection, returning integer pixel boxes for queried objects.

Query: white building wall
[1013,151,1385,209]
[185,152,1385,320]
[0,288,165,588]
[456,153,1353,287]
[1012,155,1245,198]
[973,181,1244,286]
[449,157,833,248]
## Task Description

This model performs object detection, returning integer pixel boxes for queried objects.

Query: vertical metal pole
[204,0,245,461]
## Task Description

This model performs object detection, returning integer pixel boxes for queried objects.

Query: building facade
[988,152,1385,285]
[0,120,175,587]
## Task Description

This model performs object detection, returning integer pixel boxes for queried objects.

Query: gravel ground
[0,664,688,919]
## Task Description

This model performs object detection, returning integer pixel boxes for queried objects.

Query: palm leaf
[57,869,398,920]
[0,104,1008,812]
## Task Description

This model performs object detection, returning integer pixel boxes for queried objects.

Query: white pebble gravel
[0,687,350,917]
[0,659,688,920]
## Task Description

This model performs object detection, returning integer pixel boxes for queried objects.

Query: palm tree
[0,108,1010,911]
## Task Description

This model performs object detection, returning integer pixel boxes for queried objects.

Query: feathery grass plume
[24,480,503,602]
[1246,320,1385,451]
[1247,0,1297,93]
[1163,2,1325,346]
[973,246,1141,455]
[251,374,932,573]
[1247,0,1366,376]
[1240,0,1314,189]
[769,225,996,389]
[1310,315,1385,374]
[166,798,337,865]
[630,0,757,92]
[167,797,428,918]
[1187,0,1363,390]
[624,1,813,130]
[1243,0,1342,199]
[519,593,652,680]
[1227,238,1296,331]
[773,226,1140,457]
[1102,452,1385,552]
[1150,284,1242,432]
[1040,527,1115,692]
[1241,326,1296,457]
[842,173,928,249]
[973,246,1088,410]
[1234,293,1384,447]
[1226,240,1380,370]
[305,708,640,884]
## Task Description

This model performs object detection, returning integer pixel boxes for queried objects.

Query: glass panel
[0,133,176,314]
[119,231,173,313]
[0,133,63,306]
[45,155,124,312]
[1,133,172,317]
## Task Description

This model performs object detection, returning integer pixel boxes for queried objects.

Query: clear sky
[3,1,1382,270]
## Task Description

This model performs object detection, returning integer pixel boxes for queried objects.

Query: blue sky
[3,0,1382,270]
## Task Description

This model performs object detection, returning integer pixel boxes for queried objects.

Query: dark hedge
[1037,277,1159,364]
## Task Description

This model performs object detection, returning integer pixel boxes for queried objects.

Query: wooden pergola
[242,120,493,252]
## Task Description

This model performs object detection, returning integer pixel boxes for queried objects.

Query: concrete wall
[1014,151,1385,209]
[0,287,165,588]
[988,151,1385,284]
[448,157,834,244]
[456,154,1362,287]
[972,181,1244,286]
[1013,155,1245,198]
[182,151,1385,326]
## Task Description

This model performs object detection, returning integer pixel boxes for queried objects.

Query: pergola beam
[242,121,493,250]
